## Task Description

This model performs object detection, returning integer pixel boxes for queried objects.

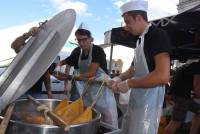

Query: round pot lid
[0,9,76,112]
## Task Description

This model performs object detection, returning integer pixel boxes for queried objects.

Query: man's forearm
[11,32,31,53]
[118,66,134,81]
[43,72,52,98]
[58,60,67,66]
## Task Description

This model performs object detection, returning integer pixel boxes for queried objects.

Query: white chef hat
[120,0,148,15]
[78,22,90,31]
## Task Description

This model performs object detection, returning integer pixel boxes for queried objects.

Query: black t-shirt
[64,45,108,73]
[170,61,200,99]
[132,25,172,72]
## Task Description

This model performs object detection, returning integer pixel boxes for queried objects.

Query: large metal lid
[0,9,76,112]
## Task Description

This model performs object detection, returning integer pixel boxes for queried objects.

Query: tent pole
[108,43,114,75]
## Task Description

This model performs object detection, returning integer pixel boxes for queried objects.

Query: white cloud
[113,0,125,7]
[0,21,39,61]
[0,21,76,61]
[148,0,179,20]
[50,0,92,16]
[104,45,134,71]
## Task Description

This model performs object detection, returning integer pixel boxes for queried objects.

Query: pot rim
[0,99,101,128]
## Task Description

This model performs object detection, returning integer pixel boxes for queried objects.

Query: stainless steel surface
[27,95,69,129]
[0,103,15,134]
[0,99,101,134]
[0,57,14,68]
[99,122,122,134]
[0,9,76,111]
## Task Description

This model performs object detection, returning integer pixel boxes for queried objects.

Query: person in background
[64,64,71,97]
[164,61,200,134]
[11,27,52,98]
[53,22,118,128]
[107,0,171,133]
[116,70,120,76]
[111,70,116,78]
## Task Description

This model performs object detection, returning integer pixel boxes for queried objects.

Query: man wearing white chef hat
[107,0,172,133]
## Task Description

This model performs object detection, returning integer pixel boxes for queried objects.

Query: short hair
[124,10,148,21]
[75,29,92,38]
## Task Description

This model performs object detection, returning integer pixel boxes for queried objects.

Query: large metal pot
[0,99,101,134]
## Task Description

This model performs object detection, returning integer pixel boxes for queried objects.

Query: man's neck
[140,22,149,34]
[83,49,89,56]
[82,45,91,56]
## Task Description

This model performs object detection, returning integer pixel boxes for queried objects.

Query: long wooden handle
[0,103,15,134]
[67,75,107,85]
[27,95,69,130]
[54,71,108,85]
[90,82,105,108]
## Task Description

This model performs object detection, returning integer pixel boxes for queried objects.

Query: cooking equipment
[0,9,76,112]
[27,95,69,130]
[0,99,101,134]
[0,103,15,134]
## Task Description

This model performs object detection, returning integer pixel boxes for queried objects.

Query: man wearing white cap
[54,22,118,128]
[108,0,171,133]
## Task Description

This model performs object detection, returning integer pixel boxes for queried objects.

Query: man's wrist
[125,79,130,89]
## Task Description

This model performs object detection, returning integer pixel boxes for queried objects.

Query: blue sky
[0,0,122,44]
[0,0,179,70]
[0,0,179,44]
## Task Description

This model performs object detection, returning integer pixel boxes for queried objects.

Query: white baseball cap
[120,0,148,15]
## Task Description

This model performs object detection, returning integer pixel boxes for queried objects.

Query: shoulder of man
[71,46,81,54]
[148,25,168,36]
[92,44,104,51]
[146,25,171,47]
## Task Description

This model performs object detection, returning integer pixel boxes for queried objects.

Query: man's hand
[55,63,61,72]
[27,27,39,36]
[106,80,115,89]
[106,76,122,92]
[11,26,39,53]
[111,81,119,93]
[106,76,122,88]
[117,80,129,93]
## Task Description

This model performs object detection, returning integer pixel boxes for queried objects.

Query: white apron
[74,44,118,128]
[121,24,165,134]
